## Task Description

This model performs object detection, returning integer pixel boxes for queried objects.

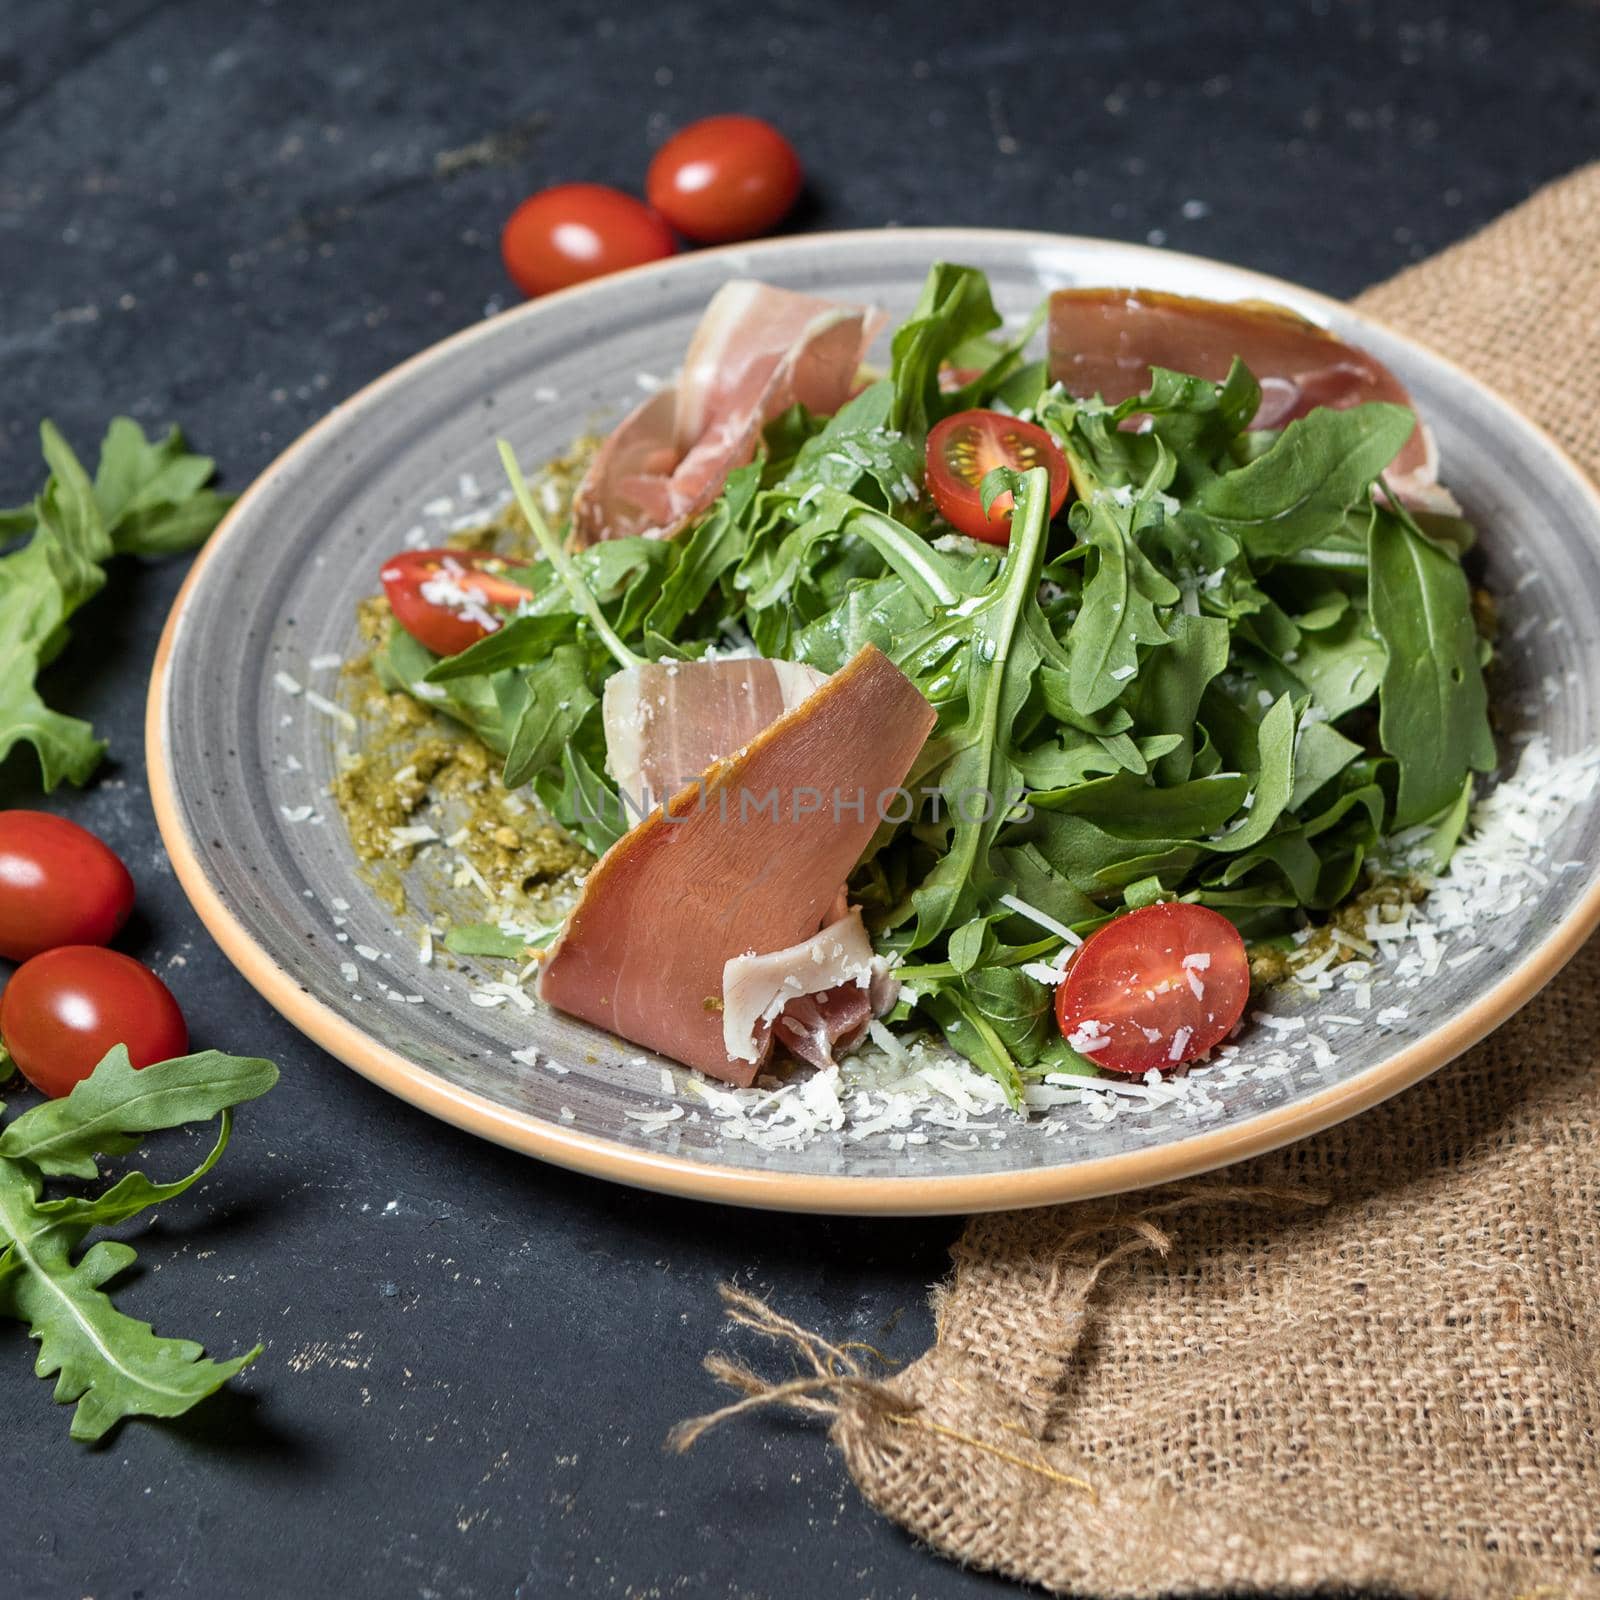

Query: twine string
[668,1284,1096,1496]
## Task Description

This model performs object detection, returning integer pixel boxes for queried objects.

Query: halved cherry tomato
[1,946,188,1098]
[380,549,534,658]
[646,115,803,244]
[1053,901,1249,1076]
[0,812,135,963]
[925,409,1071,545]
[501,183,676,298]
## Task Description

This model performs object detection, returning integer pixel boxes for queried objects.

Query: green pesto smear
[329,447,599,930]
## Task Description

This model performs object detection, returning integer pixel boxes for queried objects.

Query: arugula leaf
[92,418,234,557]
[1289,718,1363,809]
[1282,603,1385,720]
[0,553,107,787]
[1131,612,1230,784]
[500,645,599,790]
[1065,491,1177,715]
[905,467,1052,947]
[1192,404,1416,560]
[542,743,629,856]
[946,918,988,975]
[26,1112,234,1235]
[919,988,1024,1104]
[498,439,639,672]
[644,463,760,637]
[1033,770,1253,835]
[423,613,577,682]
[0,1048,278,1181]
[0,417,230,789]
[1369,502,1495,827]
[776,385,924,511]
[0,1046,276,1441]
[443,922,556,957]
[958,965,1053,1065]
[0,1154,258,1442]
[378,626,514,754]
[1423,773,1475,872]
[1203,695,1297,852]
[888,263,1005,441]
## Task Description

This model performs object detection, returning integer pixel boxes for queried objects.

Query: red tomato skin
[1053,902,1250,1076]
[380,549,533,658]
[1,946,188,1098]
[500,184,676,298]
[926,410,1072,545]
[646,115,803,243]
[0,812,135,963]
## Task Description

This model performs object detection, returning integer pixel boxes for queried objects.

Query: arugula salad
[351,263,1495,1105]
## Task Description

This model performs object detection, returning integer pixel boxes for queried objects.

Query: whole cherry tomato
[500,184,676,298]
[925,409,1072,545]
[0,811,136,962]
[646,115,803,243]
[1,946,188,1098]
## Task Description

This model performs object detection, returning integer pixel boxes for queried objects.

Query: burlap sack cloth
[677,164,1600,1598]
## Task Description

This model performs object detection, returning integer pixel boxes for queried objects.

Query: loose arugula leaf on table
[0,417,231,789]
[0,1046,278,1441]
[0,1047,278,1180]
[90,418,234,557]
[0,1162,259,1443]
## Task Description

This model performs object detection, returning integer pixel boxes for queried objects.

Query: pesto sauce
[329,457,599,928]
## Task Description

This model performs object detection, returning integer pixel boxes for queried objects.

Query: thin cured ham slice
[537,645,934,1085]
[1047,288,1447,505]
[723,907,899,1070]
[602,657,827,809]
[570,280,884,546]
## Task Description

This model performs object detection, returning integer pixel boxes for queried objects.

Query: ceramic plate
[148,230,1600,1214]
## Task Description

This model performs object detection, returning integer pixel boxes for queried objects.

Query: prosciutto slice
[723,906,899,1070]
[570,280,884,546]
[1047,288,1446,505]
[537,645,934,1085]
[602,657,827,809]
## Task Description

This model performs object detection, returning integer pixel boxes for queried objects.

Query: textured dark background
[2,2,1597,1596]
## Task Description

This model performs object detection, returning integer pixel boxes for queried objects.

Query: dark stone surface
[1,1,1595,1595]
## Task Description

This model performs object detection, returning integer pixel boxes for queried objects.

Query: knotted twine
[675,163,1600,1599]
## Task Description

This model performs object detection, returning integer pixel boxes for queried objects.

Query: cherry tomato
[1053,902,1249,1076]
[926,410,1071,545]
[500,184,676,298]
[380,549,534,658]
[646,115,803,244]
[1,946,188,1098]
[0,811,135,963]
